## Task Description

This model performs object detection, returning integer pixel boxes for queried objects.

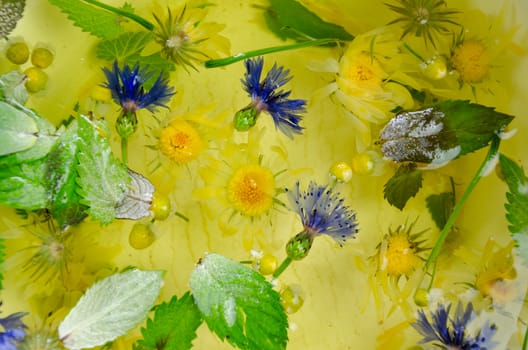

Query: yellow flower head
[375,220,429,277]
[159,119,204,164]
[451,38,490,84]
[152,1,230,70]
[227,164,275,217]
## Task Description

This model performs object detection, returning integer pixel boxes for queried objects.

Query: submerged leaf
[135,292,202,350]
[190,253,288,350]
[264,0,353,42]
[96,31,153,61]
[499,154,528,265]
[426,186,455,230]
[0,158,49,210]
[58,269,164,349]
[0,101,38,156]
[0,70,28,104]
[384,163,423,210]
[115,169,154,220]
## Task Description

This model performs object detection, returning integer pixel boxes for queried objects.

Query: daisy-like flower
[0,311,28,350]
[412,302,497,349]
[152,1,230,71]
[385,0,460,48]
[234,57,306,139]
[103,60,175,164]
[309,27,416,149]
[273,181,359,278]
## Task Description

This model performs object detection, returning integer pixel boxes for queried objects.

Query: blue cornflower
[103,60,175,115]
[0,312,28,350]
[412,302,497,350]
[234,57,306,138]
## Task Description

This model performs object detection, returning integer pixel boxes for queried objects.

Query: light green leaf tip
[0,101,38,156]
[190,253,288,350]
[58,269,164,349]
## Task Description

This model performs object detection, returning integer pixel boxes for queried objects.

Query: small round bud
[280,285,304,314]
[351,152,375,176]
[24,67,48,93]
[422,56,447,80]
[330,161,353,183]
[286,231,313,261]
[5,41,29,65]
[414,288,429,307]
[129,223,156,249]
[31,47,54,68]
[150,192,171,221]
[258,254,278,275]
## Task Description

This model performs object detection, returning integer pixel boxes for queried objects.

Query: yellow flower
[159,119,205,164]
[151,0,230,70]
[309,27,414,150]
[193,129,288,251]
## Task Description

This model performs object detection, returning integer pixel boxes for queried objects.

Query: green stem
[121,137,128,166]
[81,0,155,31]
[523,323,528,350]
[273,257,293,279]
[424,136,501,273]
[204,38,339,68]
[403,42,425,62]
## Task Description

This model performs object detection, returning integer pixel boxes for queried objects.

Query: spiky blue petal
[102,60,175,114]
[286,181,358,246]
[412,302,497,349]
[241,57,306,138]
[0,312,27,349]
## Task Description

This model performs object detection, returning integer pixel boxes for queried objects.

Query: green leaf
[0,70,28,104]
[135,292,203,350]
[95,31,153,61]
[190,253,288,350]
[380,100,514,165]
[426,178,455,230]
[0,236,5,290]
[264,0,353,42]
[0,158,49,210]
[48,0,123,39]
[384,163,423,210]
[58,269,164,349]
[46,120,88,229]
[499,154,528,265]
[75,114,130,224]
[115,169,154,220]
[127,52,176,88]
[0,101,38,156]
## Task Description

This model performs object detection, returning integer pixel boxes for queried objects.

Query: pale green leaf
[0,70,28,104]
[0,158,49,210]
[48,0,123,39]
[190,253,288,350]
[95,31,153,61]
[0,101,38,156]
[135,292,202,350]
[75,114,130,224]
[58,269,164,349]
[115,169,154,220]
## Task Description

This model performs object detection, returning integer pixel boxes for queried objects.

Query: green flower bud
[116,112,138,140]
[234,105,259,131]
[286,231,314,261]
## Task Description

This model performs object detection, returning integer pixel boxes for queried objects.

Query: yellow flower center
[383,234,420,276]
[159,120,204,164]
[339,51,385,94]
[451,39,490,83]
[227,164,275,217]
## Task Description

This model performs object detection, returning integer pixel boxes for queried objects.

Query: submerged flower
[386,0,460,47]
[152,1,230,70]
[102,60,175,116]
[412,302,497,349]
[234,57,306,138]
[158,119,205,164]
[0,311,28,349]
[284,181,358,260]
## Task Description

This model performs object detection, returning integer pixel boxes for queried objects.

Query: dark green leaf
[48,0,123,39]
[426,191,455,230]
[190,253,288,350]
[95,31,153,61]
[264,0,353,42]
[135,292,203,350]
[384,163,423,210]
[499,154,528,265]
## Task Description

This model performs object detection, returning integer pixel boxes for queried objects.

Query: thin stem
[424,136,501,272]
[121,137,128,166]
[272,257,293,279]
[403,42,425,62]
[523,322,528,350]
[204,38,339,68]
[81,0,155,31]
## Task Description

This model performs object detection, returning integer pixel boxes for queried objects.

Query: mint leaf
[0,70,28,104]
[135,292,202,350]
[75,114,130,224]
[499,154,528,265]
[48,0,123,39]
[58,269,164,349]
[384,163,423,210]
[380,101,514,165]
[0,158,49,210]
[264,0,353,42]
[95,31,153,61]
[426,186,455,230]
[0,101,38,156]
[46,120,88,229]
[190,253,288,350]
